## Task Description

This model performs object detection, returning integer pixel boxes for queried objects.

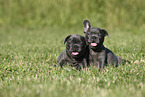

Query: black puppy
[58,34,89,70]
[83,19,122,70]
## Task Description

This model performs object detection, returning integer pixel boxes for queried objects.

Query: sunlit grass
[0,0,145,96]
[0,26,145,97]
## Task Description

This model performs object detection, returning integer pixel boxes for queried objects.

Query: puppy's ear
[83,19,91,33]
[64,35,72,44]
[101,29,109,37]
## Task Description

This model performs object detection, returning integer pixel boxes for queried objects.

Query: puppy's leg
[77,63,83,70]
[98,58,105,70]
[58,51,67,67]
[94,58,105,70]
[98,52,106,70]
[82,58,88,68]
[58,59,67,68]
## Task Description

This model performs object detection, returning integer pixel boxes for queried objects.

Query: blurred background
[0,0,145,30]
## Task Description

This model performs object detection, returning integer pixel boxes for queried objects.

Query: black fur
[83,19,122,70]
[58,34,89,70]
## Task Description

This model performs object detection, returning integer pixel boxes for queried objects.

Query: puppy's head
[64,34,86,58]
[83,19,109,49]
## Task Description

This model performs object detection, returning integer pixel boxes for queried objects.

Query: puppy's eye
[68,41,71,44]
[99,34,102,37]
[87,33,90,35]
[80,42,83,45]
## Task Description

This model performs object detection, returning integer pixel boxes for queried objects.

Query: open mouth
[72,52,79,55]
[90,43,97,46]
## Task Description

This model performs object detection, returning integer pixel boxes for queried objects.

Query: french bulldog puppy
[58,34,89,70]
[83,19,122,70]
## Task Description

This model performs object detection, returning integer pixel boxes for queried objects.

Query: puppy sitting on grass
[58,34,89,70]
[83,19,122,70]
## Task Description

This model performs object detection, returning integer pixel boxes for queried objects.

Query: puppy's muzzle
[72,44,79,51]
[91,36,97,39]
[73,44,79,49]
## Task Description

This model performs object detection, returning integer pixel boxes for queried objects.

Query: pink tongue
[91,43,97,46]
[72,52,79,55]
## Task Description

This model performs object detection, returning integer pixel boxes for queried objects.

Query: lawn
[0,26,145,97]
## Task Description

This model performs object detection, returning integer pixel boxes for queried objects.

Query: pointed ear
[64,35,72,44]
[101,29,109,37]
[83,19,91,33]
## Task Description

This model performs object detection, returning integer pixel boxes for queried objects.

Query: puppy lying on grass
[83,19,122,70]
[58,34,89,70]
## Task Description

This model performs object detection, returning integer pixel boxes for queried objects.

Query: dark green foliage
[0,0,145,30]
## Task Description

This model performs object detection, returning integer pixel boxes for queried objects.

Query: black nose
[73,44,79,48]
[92,36,97,39]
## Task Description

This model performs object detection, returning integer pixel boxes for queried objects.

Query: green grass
[0,26,145,97]
[0,0,145,96]
[0,0,145,30]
